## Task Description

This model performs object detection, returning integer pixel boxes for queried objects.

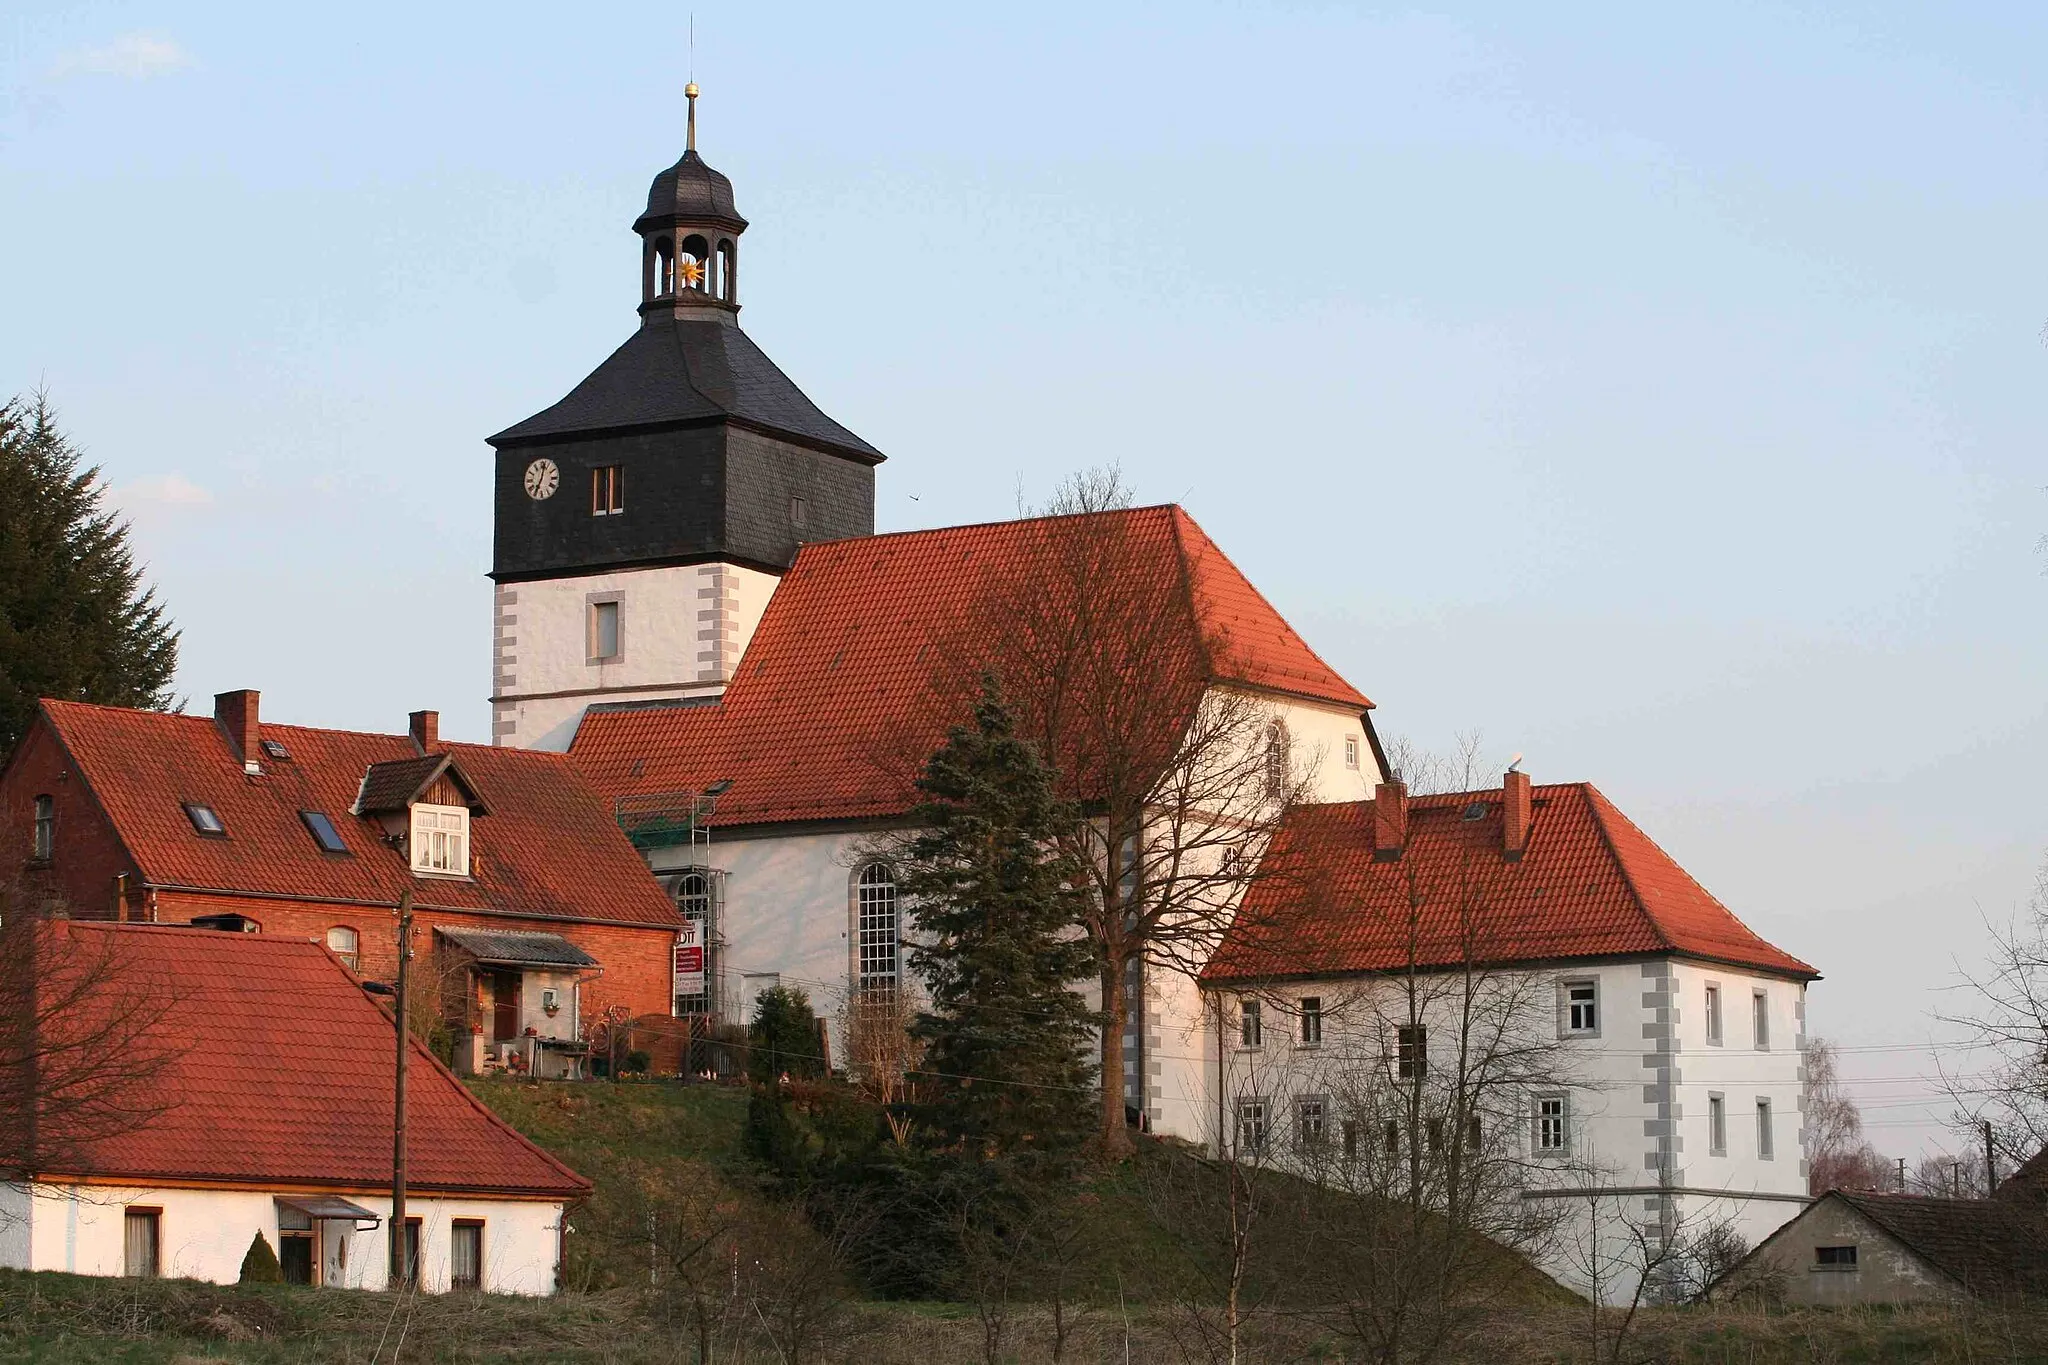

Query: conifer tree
[0,394,178,753]
[898,679,1100,1156]
[238,1230,283,1283]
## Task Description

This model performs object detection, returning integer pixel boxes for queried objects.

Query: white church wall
[493,561,781,751]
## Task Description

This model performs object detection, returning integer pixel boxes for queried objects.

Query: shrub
[238,1231,283,1284]
[625,1049,652,1075]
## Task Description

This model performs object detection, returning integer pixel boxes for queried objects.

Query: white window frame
[1756,1098,1774,1159]
[1708,1092,1727,1155]
[1704,982,1723,1046]
[409,803,470,877]
[1560,978,1600,1038]
[587,595,623,664]
[1235,1096,1268,1155]
[1534,1093,1570,1154]
[854,863,899,996]
[1295,1095,1327,1147]
[1343,735,1360,771]
[326,925,361,972]
[1752,989,1771,1051]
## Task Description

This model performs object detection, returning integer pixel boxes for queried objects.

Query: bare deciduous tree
[1939,857,2048,1178]
[1804,1038,1893,1194]
[840,987,923,1147]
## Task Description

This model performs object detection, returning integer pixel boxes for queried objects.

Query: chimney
[214,690,261,774]
[1373,780,1408,861]
[1503,767,1531,861]
[409,709,440,753]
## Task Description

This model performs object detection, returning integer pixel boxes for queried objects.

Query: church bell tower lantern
[486,85,884,753]
[638,83,745,321]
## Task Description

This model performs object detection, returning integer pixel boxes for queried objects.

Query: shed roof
[437,928,600,969]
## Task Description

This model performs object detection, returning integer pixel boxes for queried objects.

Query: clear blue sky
[5,3,2044,1159]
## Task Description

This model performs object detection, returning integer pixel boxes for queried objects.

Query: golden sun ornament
[678,257,705,288]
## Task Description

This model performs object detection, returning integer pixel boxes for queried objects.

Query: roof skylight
[300,810,349,855]
[184,802,225,836]
[261,739,291,760]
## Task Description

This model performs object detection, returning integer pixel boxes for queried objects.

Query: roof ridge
[794,502,1179,554]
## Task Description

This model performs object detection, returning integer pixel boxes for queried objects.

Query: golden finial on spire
[685,82,700,153]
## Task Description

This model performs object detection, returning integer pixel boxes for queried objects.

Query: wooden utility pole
[388,890,414,1287]
[1984,1119,1998,1197]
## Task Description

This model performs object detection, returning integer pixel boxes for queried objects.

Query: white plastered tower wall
[1,1184,568,1295]
[493,561,781,751]
[1197,955,1810,1304]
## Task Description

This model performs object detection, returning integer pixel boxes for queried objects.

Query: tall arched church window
[1263,722,1291,798]
[855,863,899,996]
[676,870,710,922]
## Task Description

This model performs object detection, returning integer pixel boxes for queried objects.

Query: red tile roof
[39,700,679,929]
[572,505,1370,826]
[22,921,588,1196]
[1204,782,1816,982]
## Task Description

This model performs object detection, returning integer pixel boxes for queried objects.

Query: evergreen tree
[748,983,823,1083]
[238,1230,283,1283]
[0,394,178,753]
[898,679,1100,1156]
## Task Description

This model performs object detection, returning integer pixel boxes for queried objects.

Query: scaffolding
[615,788,733,1031]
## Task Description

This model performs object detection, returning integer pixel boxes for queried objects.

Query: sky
[3,2,2045,1161]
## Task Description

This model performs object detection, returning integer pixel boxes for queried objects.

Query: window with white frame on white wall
[1704,982,1723,1045]
[1344,734,1360,771]
[588,598,622,663]
[1708,1093,1727,1155]
[1534,1094,1569,1153]
[855,863,899,995]
[410,804,470,876]
[1756,1098,1774,1158]
[1752,989,1770,1050]
[1236,1096,1268,1154]
[1560,978,1599,1037]
[1239,997,1263,1049]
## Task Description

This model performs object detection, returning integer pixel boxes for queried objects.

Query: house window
[1299,996,1322,1046]
[1814,1245,1858,1270]
[789,495,808,530]
[1296,1095,1327,1147]
[1756,1099,1774,1159]
[589,600,622,662]
[1705,984,1723,1045]
[1382,1120,1400,1157]
[326,926,361,972]
[1563,980,1598,1035]
[1397,1024,1426,1079]
[123,1208,160,1278]
[1708,1093,1727,1155]
[855,863,898,994]
[31,794,53,862]
[1239,998,1263,1049]
[1535,1095,1568,1153]
[1753,990,1770,1050]
[410,804,470,876]
[401,1219,422,1289]
[1342,1119,1359,1161]
[1236,1097,1268,1155]
[1344,734,1360,771]
[1466,1113,1483,1150]
[591,464,624,515]
[183,802,225,836]
[301,810,349,854]
[278,1202,315,1284]
[451,1220,484,1290]
[1263,723,1290,798]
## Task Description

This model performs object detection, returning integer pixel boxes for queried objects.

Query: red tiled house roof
[36,700,679,929]
[572,505,1371,826]
[15,921,588,1196]
[1205,782,1816,983]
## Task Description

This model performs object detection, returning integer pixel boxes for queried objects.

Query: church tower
[488,87,883,751]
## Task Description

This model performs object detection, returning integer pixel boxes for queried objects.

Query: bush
[238,1231,282,1284]
[749,985,824,1083]
[625,1049,652,1075]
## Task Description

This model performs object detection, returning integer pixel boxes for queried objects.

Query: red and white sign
[673,921,705,1000]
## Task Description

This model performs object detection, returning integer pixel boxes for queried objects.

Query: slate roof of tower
[488,318,883,461]
[636,149,748,229]
[1203,782,1816,981]
[31,700,681,929]
[571,504,1371,828]
[11,921,588,1197]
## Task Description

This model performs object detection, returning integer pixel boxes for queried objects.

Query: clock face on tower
[523,459,560,500]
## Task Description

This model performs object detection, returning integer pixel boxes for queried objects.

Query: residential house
[0,921,588,1292]
[1,692,685,1071]
[1201,773,1820,1301]
[1715,1189,2048,1304]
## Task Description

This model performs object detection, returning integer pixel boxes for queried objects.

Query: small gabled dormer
[353,753,490,879]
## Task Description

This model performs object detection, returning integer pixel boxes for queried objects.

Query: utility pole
[1897,1156,1907,1192]
[1984,1119,1998,1197]
[388,890,414,1288]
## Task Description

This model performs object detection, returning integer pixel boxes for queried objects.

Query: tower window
[591,465,624,515]
[31,794,54,862]
[653,237,675,296]
[589,600,621,662]
[681,234,710,290]
[789,495,808,530]
[717,240,735,301]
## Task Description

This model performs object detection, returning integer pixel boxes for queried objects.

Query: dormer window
[410,804,470,876]
[183,802,226,837]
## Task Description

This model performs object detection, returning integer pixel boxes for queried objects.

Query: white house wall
[494,561,781,751]
[6,1184,565,1294]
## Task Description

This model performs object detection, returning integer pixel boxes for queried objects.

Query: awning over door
[276,1195,381,1225]
[436,927,599,969]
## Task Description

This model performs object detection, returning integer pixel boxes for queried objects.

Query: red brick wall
[0,717,140,919]
[149,890,678,1022]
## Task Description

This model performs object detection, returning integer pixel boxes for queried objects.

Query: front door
[491,969,521,1041]
[280,1233,314,1285]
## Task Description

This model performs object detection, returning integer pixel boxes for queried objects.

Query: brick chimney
[1373,779,1408,862]
[214,690,261,774]
[1503,767,1531,861]
[409,709,440,753]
